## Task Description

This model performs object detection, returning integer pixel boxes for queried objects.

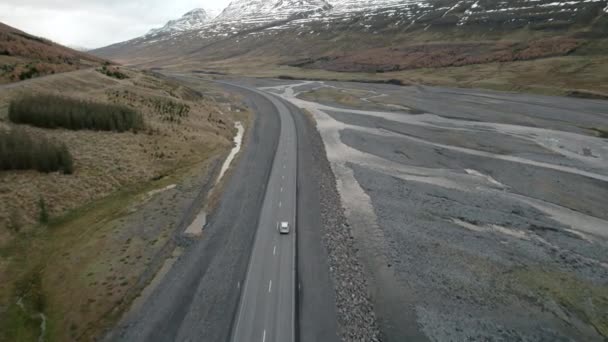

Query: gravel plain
[257,80,608,341]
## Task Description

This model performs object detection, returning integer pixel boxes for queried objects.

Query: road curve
[105,75,337,342]
[106,78,282,342]
[224,83,298,342]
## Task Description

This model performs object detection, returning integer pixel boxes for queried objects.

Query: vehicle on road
[279,221,290,234]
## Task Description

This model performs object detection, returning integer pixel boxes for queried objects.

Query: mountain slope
[217,0,332,20]
[147,8,213,36]
[91,0,608,95]
[0,22,107,84]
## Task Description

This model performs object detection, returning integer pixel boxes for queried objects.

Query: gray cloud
[0,0,230,49]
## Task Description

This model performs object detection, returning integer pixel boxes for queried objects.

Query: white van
[279,221,290,234]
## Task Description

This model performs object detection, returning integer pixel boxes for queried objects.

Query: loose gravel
[306,113,382,342]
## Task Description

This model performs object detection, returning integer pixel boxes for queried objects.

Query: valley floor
[254,79,608,341]
[3,71,607,341]
[174,54,608,99]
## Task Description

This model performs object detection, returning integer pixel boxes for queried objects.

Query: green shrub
[0,64,15,73]
[8,94,143,132]
[38,198,48,224]
[8,209,22,234]
[98,65,129,80]
[18,66,39,80]
[0,129,74,174]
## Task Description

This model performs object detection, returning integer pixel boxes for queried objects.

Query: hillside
[0,22,107,84]
[0,65,249,341]
[92,0,608,96]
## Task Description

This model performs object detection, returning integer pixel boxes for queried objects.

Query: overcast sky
[0,0,231,49]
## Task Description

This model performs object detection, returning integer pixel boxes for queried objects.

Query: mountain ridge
[91,0,608,95]
[147,8,213,36]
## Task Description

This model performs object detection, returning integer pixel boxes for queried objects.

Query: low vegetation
[106,89,191,123]
[0,129,73,174]
[8,94,144,132]
[288,38,583,73]
[17,64,39,80]
[3,269,47,342]
[0,68,240,342]
[0,22,106,84]
[512,269,608,338]
[97,64,129,80]
[592,128,608,139]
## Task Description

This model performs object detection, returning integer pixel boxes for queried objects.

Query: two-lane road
[106,75,338,342]
[228,85,298,342]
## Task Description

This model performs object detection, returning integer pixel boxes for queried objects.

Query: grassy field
[0,69,246,341]
[172,54,608,98]
[510,268,608,338]
[1,162,206,341]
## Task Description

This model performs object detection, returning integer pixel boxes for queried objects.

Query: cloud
[0,0,231,49]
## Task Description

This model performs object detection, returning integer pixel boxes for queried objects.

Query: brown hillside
[0,22,107,83]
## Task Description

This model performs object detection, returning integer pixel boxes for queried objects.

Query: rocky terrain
[257,79,608,341]
[92,0,608,66]
[310,113,381,342]
[91,0,608,96]
[147,9,215,36]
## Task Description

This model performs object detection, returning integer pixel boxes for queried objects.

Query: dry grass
[0,22,105,84]
[0,69,233,230]
[186,54,608,97]
[298,87,373,108]
[391,55,608,96]
[291,38,584,72]
[0,68,243,341]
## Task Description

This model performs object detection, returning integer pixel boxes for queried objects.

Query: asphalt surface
[107,80,280,342]
[106,76,339,342]
[227,85,297,342]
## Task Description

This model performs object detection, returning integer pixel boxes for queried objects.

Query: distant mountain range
[147,8,214,36]
[91,0,608,73]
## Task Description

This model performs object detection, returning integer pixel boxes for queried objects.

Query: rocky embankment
[307,113,381,341]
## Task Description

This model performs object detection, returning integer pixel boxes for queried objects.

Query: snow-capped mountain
[92,0,608,68]
[217,0,332,21]
[147,8,213,35]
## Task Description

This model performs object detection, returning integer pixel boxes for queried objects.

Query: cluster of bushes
[106,89,190,124]
[9,94,144,132]
[0,129,73,174]
[151,98,190,123]
[18,65,40,80]
[98,65,129,80]
[0,63,15,73]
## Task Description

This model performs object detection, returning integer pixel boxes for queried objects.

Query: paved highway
[227,84,298,342]
[107,76,338,342]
